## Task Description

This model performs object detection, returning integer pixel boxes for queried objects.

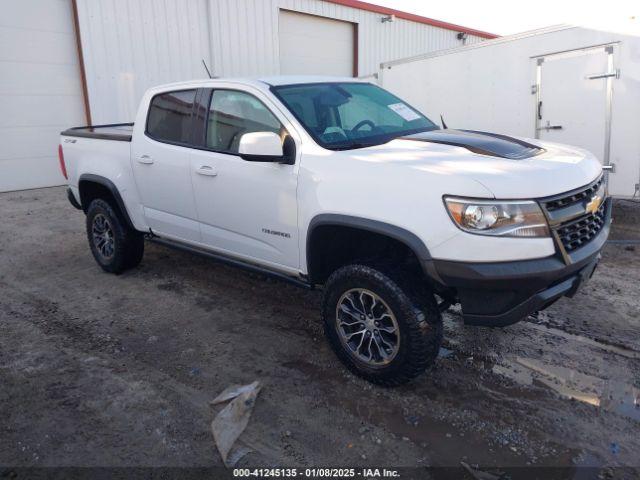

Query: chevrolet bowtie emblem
[585,194,603,215]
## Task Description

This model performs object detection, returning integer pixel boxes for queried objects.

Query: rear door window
[146,89,197,144]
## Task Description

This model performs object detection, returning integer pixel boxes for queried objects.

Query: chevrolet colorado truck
[60,77,611,386]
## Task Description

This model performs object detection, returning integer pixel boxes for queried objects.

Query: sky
[364,0,640,36]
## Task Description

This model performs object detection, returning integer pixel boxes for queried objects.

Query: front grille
[544,175,605,212]
[541,175,608,255]
[555,202,607,252]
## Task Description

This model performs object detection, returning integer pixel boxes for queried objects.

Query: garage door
[279,10,355,77]
[0,0,86,192]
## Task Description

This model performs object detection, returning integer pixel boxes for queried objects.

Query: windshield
[272,82,438,150]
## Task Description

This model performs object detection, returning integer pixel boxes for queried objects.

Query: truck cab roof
[146,75,366,93]
[258,75,364,86]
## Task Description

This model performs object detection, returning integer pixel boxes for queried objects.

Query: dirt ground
[1,187,639,478]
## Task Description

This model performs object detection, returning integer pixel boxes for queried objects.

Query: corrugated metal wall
[76,0,486,124]
[76,0,211,124]
[209,0,485,78]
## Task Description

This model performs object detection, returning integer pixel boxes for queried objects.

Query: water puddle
[494,357,640,421]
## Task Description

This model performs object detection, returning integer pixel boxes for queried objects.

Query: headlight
[444,197,550,237]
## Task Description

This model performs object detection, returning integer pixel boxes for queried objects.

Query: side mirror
[239,131,286,163]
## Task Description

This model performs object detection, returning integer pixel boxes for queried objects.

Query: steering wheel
[352,119,375,132]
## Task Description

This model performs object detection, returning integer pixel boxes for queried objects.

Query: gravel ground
[1,187,639,479]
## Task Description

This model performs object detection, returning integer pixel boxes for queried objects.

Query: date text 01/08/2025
[232,468,400,478]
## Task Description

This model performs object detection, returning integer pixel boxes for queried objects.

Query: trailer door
[535,46,616,166]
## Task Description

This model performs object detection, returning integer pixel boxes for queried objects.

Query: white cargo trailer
[380,25,640,197]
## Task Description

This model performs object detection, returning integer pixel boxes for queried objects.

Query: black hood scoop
[402,129,545,160]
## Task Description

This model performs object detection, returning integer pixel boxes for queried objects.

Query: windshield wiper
[331,141,378,151]
[330,137,395,151]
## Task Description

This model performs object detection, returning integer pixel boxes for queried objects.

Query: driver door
[189,88,300,270]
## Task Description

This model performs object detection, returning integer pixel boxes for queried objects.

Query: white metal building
[1,0,493,192]
[380,25,640,197]
[1,1,86,192]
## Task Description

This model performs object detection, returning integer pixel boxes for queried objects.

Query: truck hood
[352,130,602,199]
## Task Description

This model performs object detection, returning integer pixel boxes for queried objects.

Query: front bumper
[426,198,612,327]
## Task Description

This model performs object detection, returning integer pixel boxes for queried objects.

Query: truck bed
[61,123,134,142]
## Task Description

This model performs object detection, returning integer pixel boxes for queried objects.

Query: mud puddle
[442,312,640,424]
[283,356,584,471]
[494,357,640,422]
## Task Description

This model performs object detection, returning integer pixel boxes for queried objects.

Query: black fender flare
[78,174,136,230]
[306,214,433,280]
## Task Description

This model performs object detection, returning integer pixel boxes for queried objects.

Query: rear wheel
[322,264,442,386]
[86,198,144,274]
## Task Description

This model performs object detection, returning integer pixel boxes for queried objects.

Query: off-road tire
[86,198,144,274]
[322,264,442,386]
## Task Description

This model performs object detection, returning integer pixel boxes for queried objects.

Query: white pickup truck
[60,76,610,385]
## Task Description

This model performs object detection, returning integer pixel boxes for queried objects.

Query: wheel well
[79,181,113,212]
[307,225,425,285]
[78,178,135,230]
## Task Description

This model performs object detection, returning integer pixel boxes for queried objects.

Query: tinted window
[147,89,197,144]
[206,90,281,154]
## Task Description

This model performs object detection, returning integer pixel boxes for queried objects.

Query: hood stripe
[402,129,545,160]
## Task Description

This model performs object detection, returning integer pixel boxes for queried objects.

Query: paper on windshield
[387,103,421,122]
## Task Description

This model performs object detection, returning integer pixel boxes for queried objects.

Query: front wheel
[322,264,442,387]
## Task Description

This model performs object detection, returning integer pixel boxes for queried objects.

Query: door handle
[536,120,563,131]
[537,101,542,120]
[196,165,217,176]
[137,155,154,164]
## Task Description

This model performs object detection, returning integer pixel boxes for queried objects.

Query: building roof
[325,0,498,39]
